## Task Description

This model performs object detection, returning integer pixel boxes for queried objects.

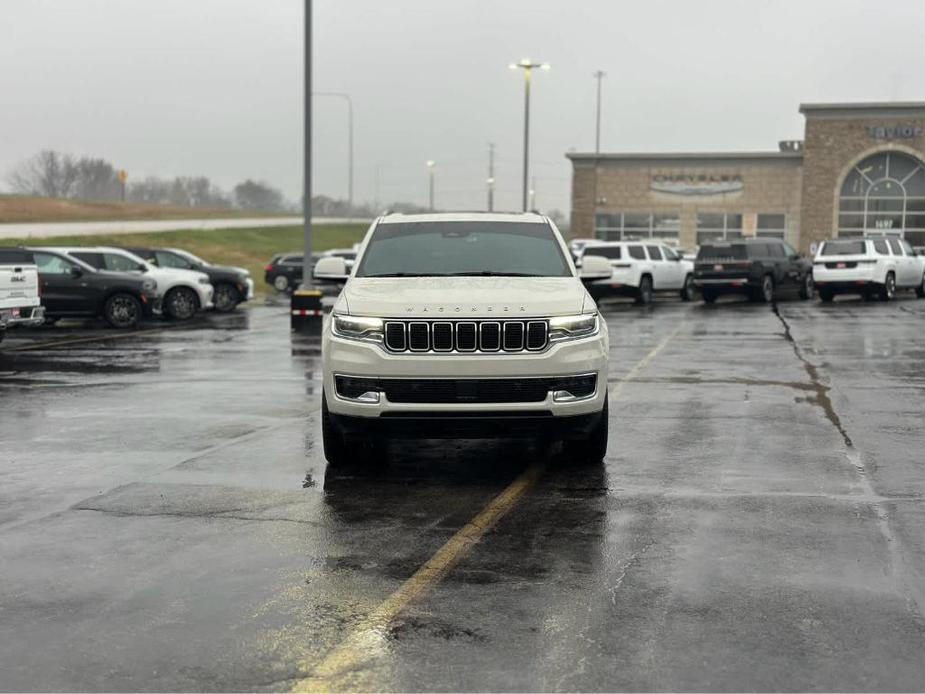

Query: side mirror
[69,266,83,278]
[579,255,612,282]
[313,256,349,283]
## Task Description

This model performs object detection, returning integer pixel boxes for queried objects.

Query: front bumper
[322,324,609,420]
[331,408,604,440]
[0,305,45,329]
[199,284,214,310]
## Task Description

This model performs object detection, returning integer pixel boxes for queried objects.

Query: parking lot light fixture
[427,160,436,211]
[510,59,550,211]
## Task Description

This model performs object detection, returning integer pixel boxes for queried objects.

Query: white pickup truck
[0,248,45,343]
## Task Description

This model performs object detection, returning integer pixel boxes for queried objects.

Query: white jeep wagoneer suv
[314,212,611,466]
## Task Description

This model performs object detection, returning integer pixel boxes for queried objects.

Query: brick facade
[568,102,925,254]
[799,104,925,252]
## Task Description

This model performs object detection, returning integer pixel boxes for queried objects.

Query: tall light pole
[509,59,550,212]
[313,91,353,208]
[302,0,312,286]
[426,160,435,211]
[487,142,495,211]
[593,70,605,153]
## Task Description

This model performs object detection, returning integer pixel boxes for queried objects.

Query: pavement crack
[772,303,852,447]
[73,506,323,528]
[773,303,925,625]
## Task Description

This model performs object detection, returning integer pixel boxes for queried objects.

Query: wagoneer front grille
[383,320,548,353]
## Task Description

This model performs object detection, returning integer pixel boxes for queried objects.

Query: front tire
[164,287,199,320]
[635,275,653,305]
[212,282,240,312]
[322,392,383,468]
[879,272,896,301]
[570,396,608,464]
[103,293,141,329]
[680,274,695,301]
[916,274,925,299]
[322,392,348,467]
[702,288,718,304]
[819,288,834,303]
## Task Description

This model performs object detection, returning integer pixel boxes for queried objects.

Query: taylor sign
[867,125,922,140]
[651,173,743,196]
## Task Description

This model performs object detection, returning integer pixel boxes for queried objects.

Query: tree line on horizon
[6,150,291,213]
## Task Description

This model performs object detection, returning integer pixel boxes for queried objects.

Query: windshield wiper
[445,271,543,277]
[362,272,448,278]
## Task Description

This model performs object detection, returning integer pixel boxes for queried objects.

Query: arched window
[838,151,925,246]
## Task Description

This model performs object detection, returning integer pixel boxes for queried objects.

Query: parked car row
[0,245,255,336]
[576,234,925,305]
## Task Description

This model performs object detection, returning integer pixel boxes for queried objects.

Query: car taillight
[37,274,43,296]
[264,264,273,272]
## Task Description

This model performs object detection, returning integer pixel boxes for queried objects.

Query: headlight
[548,313,598,341]
[142,279,157,292]
[331,314,384,343]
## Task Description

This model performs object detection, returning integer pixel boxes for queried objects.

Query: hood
[208,263,250,277]
[146,267,210,284]
[340,276,588,318]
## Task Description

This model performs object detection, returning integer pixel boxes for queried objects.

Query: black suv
[123,247,253,312]
[264,253,306,293]
[693,238,814,303]
[28,248,157,328]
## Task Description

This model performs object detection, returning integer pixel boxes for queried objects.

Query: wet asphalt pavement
[2,294,925,692]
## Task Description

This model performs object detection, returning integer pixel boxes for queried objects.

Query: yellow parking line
[291,322,687,692]
[5,328,168,352]
[609,322,685,400]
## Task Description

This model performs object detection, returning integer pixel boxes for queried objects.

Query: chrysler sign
[651,173,744,196]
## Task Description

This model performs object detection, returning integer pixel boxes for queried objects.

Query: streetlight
[593,70,605,153]
[313,91,354,208]
[509,58,550,212]
[426,160,435,211]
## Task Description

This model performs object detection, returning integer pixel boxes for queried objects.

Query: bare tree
[73,157,120,201]
[233,179,286,211]
[8,150,79,198]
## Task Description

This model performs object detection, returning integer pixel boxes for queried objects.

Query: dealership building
[567,102,925,252]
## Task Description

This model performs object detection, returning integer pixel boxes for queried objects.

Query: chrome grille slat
[503,321,525,351]
[383,320,546,354]
[408,322,430,351]
[455,322,477,351]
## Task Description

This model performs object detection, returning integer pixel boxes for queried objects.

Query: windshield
[355,221,571,277]
[697,244,748,260]
[820,240,867,256]
[173,249,208,265]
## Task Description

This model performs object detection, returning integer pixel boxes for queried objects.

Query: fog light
[551,374,597,402]
[335,376,380,403]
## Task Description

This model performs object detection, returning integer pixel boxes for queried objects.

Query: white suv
[314,212,610,466]
[53,246,214,319]
[813,237,925,301]
[578,241,695,304]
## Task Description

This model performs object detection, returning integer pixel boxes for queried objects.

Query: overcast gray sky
[1,0,923,214]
